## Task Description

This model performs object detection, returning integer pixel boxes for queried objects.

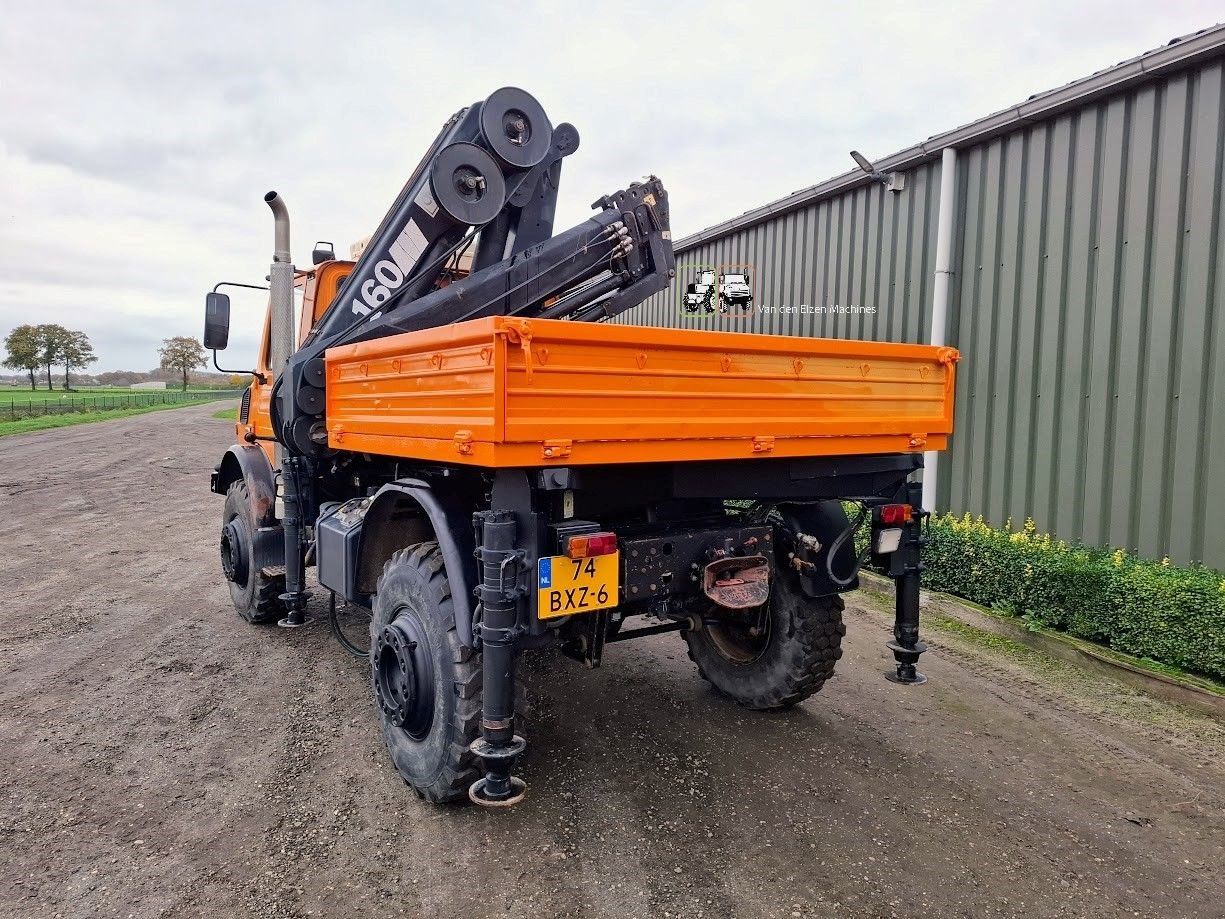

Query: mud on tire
[683,571,845,710]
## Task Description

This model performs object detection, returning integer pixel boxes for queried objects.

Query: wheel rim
[373,610,436,741]
[220,518,249,587]
[703,600,771,665]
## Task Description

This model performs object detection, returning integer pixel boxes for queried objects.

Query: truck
[204,87,959,807]
[718,270,753,312]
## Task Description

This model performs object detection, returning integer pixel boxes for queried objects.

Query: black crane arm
[275,87,675,456]
[340,177,673,345]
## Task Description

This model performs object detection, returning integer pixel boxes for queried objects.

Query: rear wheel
[221,480,284,624]
[684,570,845,710]
[369,543,485,803]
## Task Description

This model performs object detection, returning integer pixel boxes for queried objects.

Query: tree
[37,324,72,390]
[159,336,207,391]
[97,370,142,386]
[3,325,43,390]
[59,330,97,390]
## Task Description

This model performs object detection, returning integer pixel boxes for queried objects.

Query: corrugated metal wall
[624,159,942,345]
[618,55,1225,568]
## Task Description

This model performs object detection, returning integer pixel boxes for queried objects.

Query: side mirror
[204,292,231,350]
[312,240,336,265]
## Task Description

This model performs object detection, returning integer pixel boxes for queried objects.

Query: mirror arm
[213,350,267,384]
[210,281,271,383]
[212,281,270,294]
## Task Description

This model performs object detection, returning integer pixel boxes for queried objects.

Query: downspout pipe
[923,147,957,513]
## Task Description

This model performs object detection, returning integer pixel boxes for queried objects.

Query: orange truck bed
[323,316,959,467]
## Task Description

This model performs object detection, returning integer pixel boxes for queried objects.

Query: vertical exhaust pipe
[264,191,295,380]
[264,192,308,628]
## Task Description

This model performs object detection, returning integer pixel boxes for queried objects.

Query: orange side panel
[324,317,958,467]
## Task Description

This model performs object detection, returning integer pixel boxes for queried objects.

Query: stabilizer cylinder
[469,509,527,806]
[886,482,928,684]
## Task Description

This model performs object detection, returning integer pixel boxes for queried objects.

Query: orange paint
[321,316,958,468]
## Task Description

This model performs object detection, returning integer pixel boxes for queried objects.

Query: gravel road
[1,404,1223,919]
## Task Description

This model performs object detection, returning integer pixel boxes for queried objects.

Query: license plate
[537,552,619,619]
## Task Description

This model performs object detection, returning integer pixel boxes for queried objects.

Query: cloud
[0,0,1219,370]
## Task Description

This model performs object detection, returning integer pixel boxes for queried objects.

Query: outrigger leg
[469,507,528,806]
[278,454,311,628]
[886,481,928,684]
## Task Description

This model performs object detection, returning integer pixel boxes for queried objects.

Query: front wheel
[684,571,845,710]
[221,480,284,624]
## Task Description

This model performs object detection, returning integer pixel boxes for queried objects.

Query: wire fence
[3,389,239,422]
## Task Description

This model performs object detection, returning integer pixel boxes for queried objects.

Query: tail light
[880,503,912,525]
[566,532,618,559]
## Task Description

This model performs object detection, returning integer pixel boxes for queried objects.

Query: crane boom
[275,87,674,457]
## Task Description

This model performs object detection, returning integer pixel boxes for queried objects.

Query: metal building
[618,25,1225,568]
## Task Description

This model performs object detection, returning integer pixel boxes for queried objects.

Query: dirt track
[1,404,1223,919]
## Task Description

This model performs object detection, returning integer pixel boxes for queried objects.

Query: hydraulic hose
[329,592,370,659]
[826,504,872,588]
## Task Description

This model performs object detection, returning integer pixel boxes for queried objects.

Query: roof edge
[674,22,1225,252]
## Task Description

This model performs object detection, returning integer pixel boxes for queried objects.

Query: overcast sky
[1,1,1219,371]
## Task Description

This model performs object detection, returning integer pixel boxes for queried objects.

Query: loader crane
[205,87,958,806]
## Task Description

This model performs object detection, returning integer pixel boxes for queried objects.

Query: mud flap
[778,501,858,597]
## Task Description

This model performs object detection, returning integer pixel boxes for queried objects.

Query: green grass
[212,407,238,420]
[0,387,238,423]
[858,570,1225,696]
[0,386,237,403]
[0,398,236,437]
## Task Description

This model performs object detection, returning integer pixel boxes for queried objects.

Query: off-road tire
[370,542,525,803]
[684,572,845,710]
[222,480,284,624]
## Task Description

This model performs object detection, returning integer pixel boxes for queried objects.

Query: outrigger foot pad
[277,593,311,629]
[469,775,527,807]
[469,735,527,807]
[886,638,928,685]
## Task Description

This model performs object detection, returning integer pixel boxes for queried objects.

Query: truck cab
[234,259,354,460]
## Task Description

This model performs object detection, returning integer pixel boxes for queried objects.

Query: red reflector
[880,504,913,525]
[566,532,618,559]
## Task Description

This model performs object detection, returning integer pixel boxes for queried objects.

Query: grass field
[0,397,238,437]
[0,387,239,422]
[0,386,237,403]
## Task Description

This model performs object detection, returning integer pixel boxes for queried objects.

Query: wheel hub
[704,600,772,665]
[374,614,435,740]
[220,519,249,587]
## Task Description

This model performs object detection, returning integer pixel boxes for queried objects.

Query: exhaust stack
[264,191,295,378]
[264,191,308,627]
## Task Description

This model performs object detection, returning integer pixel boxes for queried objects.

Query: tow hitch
[702,555,770,609]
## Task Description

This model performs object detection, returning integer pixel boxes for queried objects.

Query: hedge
[918,514,1225,682]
